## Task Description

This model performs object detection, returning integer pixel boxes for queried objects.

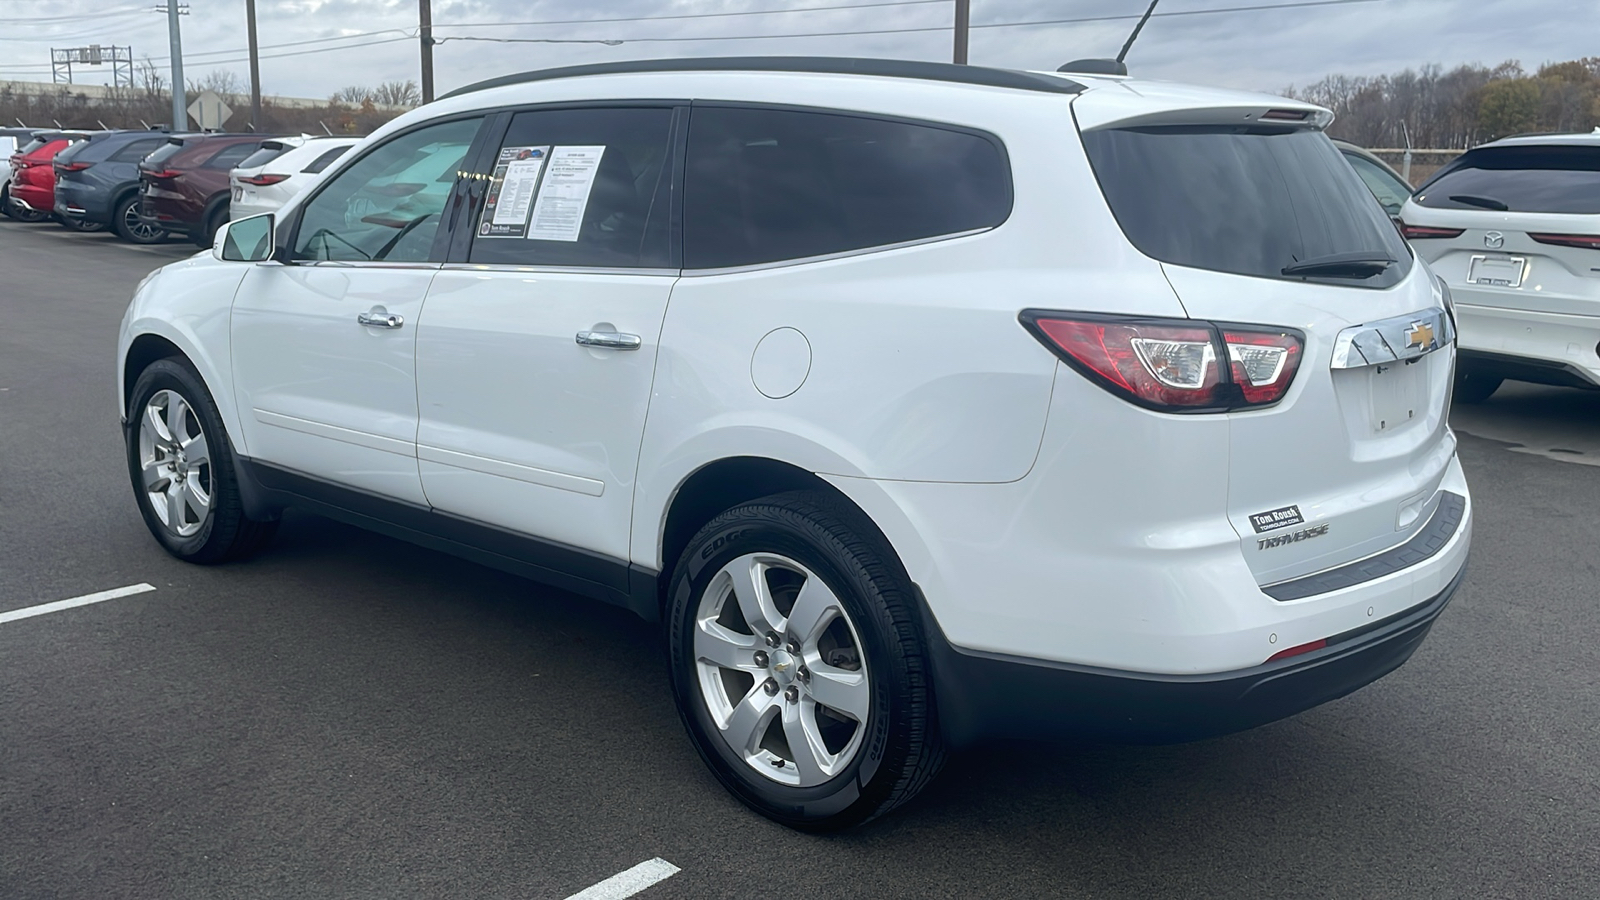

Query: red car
[139,133,278,246]
[4,131,88,223]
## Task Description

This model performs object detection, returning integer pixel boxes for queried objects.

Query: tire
[113,194,168,244]
[666,490,944,831]
[6,195,49,222]
[60,215,107,233]
[194,204,227,248]
[1454,367,1503,404]
[125,357,278,563]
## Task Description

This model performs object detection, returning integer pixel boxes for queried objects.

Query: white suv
[1398,133,1600,402]
[117,57,1472,830]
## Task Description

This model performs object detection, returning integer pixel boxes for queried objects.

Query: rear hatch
[1399,142,1600,318]
[1073,84,1457,587]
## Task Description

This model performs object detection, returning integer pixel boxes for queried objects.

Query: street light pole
[953,0,970,64]
[166,1,186,128]
[246,0,262,131]
[419,0,435,103]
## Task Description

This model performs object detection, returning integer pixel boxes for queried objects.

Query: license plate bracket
[1468,254,1525,287]
[1369,359,1428,433]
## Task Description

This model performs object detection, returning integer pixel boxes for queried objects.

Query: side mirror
[214,213,275,262]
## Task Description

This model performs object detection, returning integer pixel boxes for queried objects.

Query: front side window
[466,107,674,268]
[1082,126,1412,289]
[292,117,481,263]
[684,106,1011,269]
[1344,152,1412,217]
[1415,145,1600,214]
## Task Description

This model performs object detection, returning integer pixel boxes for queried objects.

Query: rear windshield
[1415,145,1600,214]
[1081,126,1412,289]
[300,144,351,174]
[17,137,51,155]
[141,139,186,169]
[238,144,289,170]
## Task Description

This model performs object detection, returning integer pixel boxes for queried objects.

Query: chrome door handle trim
[575,330,642,350]
[357,311,404,329]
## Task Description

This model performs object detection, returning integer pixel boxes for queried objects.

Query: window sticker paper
[527,145,606,242]
[477,145,549,238]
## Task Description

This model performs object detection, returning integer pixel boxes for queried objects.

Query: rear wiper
[1448,193,1509,211]
[1281,252,1396,279]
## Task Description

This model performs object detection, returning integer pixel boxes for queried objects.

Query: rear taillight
[1529,232,1600,250]
[237,173,290,186]
[1020,311,1304,413]
[1267,638,1327,662]
[1399,223,1464,240]
[144,169,181,179]
[56,161,92,172]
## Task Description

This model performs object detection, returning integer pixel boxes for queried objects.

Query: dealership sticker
[1249,504,1305,533]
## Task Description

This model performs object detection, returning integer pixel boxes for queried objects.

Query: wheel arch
[123,332,188,418]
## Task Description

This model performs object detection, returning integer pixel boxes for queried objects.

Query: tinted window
[17,137,51,155]
[467,107,674,268]
[141,140,186,169]
[1343,152,1412,217]
[301,145,351,174]
[1416,145,1600,214]
[292,116,481,263]
[1081,126,1411,289]
[684,107,1010,269]
[204,142,264,170]
[109,138,167,164]
[53,140,89,163]
[237,143,290,170]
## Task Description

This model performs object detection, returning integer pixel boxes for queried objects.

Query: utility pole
[419,0,435,103]
[246,0,262,131]
[165,1,186,129]
[952,0,969,65]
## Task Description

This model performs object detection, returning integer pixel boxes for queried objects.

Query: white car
[229,135,360,220]
[1398,133,1600,402]
[117,58,1472,830]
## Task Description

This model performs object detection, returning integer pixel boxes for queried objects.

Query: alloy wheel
[693,553,871,788]
[123,202,166,241]
[137,389,213,537]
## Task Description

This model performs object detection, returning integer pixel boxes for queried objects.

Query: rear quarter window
[1415,145,1600,214]
[1081,125,1412,289]
[684,106,1012,269]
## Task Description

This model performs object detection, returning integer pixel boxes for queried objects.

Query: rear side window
[1343,152,1412,217]
[301,145,351,174]
[141,140,186,168]
[684,106,1011,269]
[1416,145,1600,214]
[1082,126,1411,289]
[237,143,290,170]
[109,138,167,164]
[204,142,264,170]
[466,107,675,269]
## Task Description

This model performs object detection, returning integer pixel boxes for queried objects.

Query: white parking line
[563,858,681,900]
[0,583,157,626]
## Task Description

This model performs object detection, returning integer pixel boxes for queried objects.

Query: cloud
[0,0,1581,102]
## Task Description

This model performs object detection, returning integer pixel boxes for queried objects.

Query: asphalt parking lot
[3,215,1598,900]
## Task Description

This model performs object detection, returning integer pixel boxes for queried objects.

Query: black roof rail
[441,56,1084,101]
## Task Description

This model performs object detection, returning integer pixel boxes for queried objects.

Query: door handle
[357,311,404,329]
[575,330,641,351]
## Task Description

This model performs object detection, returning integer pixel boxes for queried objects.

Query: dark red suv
[139,133,279,246]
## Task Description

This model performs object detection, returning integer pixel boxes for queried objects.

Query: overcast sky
[0,0,1589,99]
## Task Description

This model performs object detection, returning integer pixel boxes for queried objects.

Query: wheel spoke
[141,457,169,492]
[785,575,840,646]
[723,684,779,755]
[165,394,190,443]
[182,432,210,468]
[782,701,831,783]
[728,555,783,635]
[694,620,762,672]
[184,479,211,519]
[144,401,172,444]
[806,663,870,721]
[165,483,185,529]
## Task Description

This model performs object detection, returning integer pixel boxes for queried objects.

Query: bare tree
[372,80,421,108]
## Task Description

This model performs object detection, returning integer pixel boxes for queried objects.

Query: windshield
[1081,125,1412,289]
[1415,145,1600,214]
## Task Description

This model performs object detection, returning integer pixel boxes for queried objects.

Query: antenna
[97,119,109,130]
[320,120,332,136]
[1117,0,1162,64]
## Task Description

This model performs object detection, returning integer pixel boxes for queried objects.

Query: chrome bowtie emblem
[1484,231,1505,250]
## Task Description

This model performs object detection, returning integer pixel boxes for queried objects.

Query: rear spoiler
[1077,104,1333,132]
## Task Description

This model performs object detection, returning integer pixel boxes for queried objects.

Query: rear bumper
[926,564,1465,747]
[1455,302,1600,388]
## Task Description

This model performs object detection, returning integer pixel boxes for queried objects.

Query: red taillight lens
[1022,312,1304,413]
[56,161,92,172]
[1267,638,1327,662]
[1399,223,1464,240]
[1223,329,1302,406]
[238,173,290,186]
[1529,232,1600,250]
[144,169,181,179]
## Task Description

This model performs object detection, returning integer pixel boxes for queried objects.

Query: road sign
[187,90,232,130]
